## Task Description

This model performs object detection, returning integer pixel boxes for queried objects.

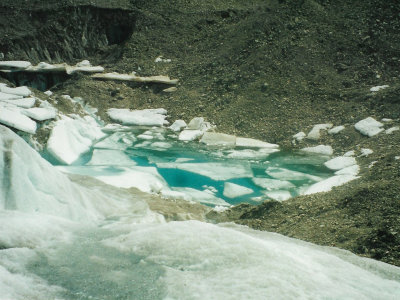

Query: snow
[354,117,384,137]
[266,166,322,182]
[304,175,358,195]
[178,129,204,141]
[47,115,105,164]
[107,108,168,126]
[0,108,36,134]
[0,97,36,108]
[324,156,357,170]
[223,182,254,198]
[386,126,399,134]
[0,85,31,97]
[307,123,333,140]
[157,162,253,181]
[293,131,306,141]
[328,125,345,135]
[359,148,373,157]
[252,177,295,190]
[0,91,23,100]
[200,132,236,146]
[236,137,279,149]
[169,119,187,132]
[0,61,31,69]
[301,145,333,156]
[22,107,57,121]
[264,190,292,201]
[370,85,389,92]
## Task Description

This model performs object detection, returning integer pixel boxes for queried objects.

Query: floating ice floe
[307,123,333,140]
[0,107,36,134]
[370,85,389,92]
[223,182,254,198]
[324,156,357,171]
[0,85,31,97]
[92,72,179,85]
[301,145,333,156]
[171,187,230,206]
[87,149,137,166]
[304,174,358,195]
[386,126,399,134]
[169,120,187,132]
[157,162,253,181]
[354,117,384,137]
[22,107,57,121]
[0,97,36,108]
[200,132,236,147]
[328,125,345,135]
[0,61,32,70]
[47,115,105,164]
[252,177,295,190]
[264,190,292,201]
[107,108,168,127]
[266,166,322,182]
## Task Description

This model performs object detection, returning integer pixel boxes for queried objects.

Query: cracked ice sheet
[156,162,253,181]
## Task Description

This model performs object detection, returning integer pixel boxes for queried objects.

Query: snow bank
[0,85,31,97]
[47,115,105,164]
[107,108,168,126]
[355,117,384,137]
[0,91,23,101]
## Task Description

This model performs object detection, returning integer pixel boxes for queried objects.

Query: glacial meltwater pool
[51,125,335,207]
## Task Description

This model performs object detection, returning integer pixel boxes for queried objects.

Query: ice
[335,165,360,176]
[0,97,36,108]
[370,85,389,92]
[252,177,295,190]
[266,166,322,182]
[107,108,168,126]
[293,131,306,141]
[324,156,357,170]
[187,117,206,130]
[92,72,179,85]
[95,132,137,150]
[22,107,57,121]
[304,175,358,195]
[172,187,230,206]
[0,85,31,97]
[328,125,345,134]
[0,108,36,134]
[386,126,399,134]
[224,148,279,159]
[87,149,137,166]
[44,90,53,96]
[0,91,23,100]
[301,145,333,156]
[0,61,31,69]
[169,119,187,132]
[157,162,253,181]
[355,117,384,137]
[236,137,279,149]
[137,133,154,140]
[344,150,355,157]
[223,182,254,198]
[179,129,204,141]
[307,123,333,140]
[47,115,105,164]
[200,132,236,146]
[360,148,373,157]
[104,221,400,299]
[150,141,172,150]
[264,190,291,201]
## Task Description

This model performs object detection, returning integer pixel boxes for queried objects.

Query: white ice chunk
[264,190,292,201]
[169,120,187,132]
[386,126,399,134]
[370,85,389,92]
[252,177,295,190]
[137,134,154,140]
[344,150,355,157]
[301,145,333,156]
[0,85,31,97]
[47,115,105,164]
[87,149,136,166]
[94,132,136,150]
[307,123,333,140]
[187,117,205,130]
[150,142,172,149]
[0,108,36,134]
[0,91,23,100]
[266,167,322,182]
[223,182,254,198]
[359,148,373,157]
[335,165,360,176]
[107,108,168,126]
[0,97,36,108]
[200,132,236,146]
[304,175,358,195]
[381,118,392,122]
[328,125,345,135]
[293,131,306,141]
[324,156,357,170]
[178,130,204,141]
[172,187,230,206]
[22,107,57,121]
[44,90,53,96]
[0,61,31,69]
[157,162,253,181]
[236,137,279,149]
[354,117,384,137]
[224,148,279,159]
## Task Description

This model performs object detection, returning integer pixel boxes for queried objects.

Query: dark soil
[1,0,399,266]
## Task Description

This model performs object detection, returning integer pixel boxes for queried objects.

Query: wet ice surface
[2,125,400,299]
[54,126,335,206]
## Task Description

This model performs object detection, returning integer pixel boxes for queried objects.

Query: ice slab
[252,177,295,190]
[169,120,187,132]
[92,72,179,85]
[87,149,137,166]
[107,108,168,126]
[304,175,358,195]
[324,156,357,170]
[293,131,306,141]
[360,148,373,157]
[264,190,291,201]
[301,145,333,156]
[179,129,204,141]
[172,187,230,206]
[335,165,360,176]
[386,126,399,134]
[157,162,253,181]
[200,132,236,146]
[47,115,105,164]
[1,97,36,108]
[94,132,137,150]
[0,91,23,100]
[22,107,56,121]
[266,166,322,182]
[307,123,333,140]
[370,85,389,92]
[0,61,31,69]
[223,148,279,159]
[223,182,254,198]
[0,85,31,97]
[355,117,384,137]
[0,108,36,134]
[236,137,279,149]
[328,125,345,135]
